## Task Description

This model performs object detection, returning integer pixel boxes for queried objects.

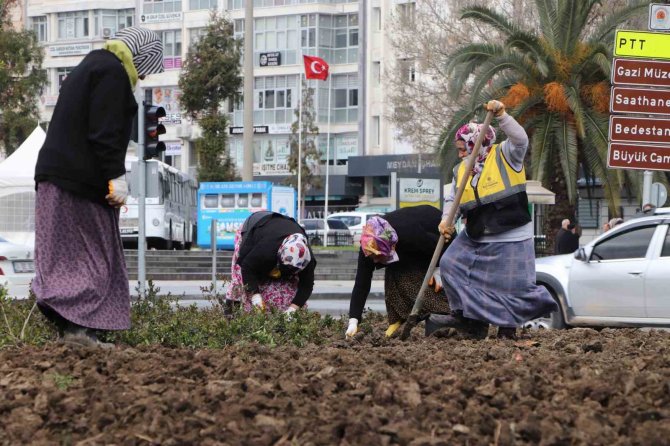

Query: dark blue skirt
[439,231,557,327]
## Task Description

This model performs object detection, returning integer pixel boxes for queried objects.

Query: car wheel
[524,285,568,330]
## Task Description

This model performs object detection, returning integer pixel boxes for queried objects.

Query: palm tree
[437,0,654,246]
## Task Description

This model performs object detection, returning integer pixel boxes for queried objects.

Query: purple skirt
[33,182,130,330]
[439,231,557,328]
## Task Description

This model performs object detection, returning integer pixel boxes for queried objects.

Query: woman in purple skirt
[429,100,558,340]
[33,27,164,347]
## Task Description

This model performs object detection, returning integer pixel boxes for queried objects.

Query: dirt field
[1,326,669,446]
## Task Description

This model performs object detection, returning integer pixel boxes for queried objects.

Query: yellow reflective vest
[455,144,526,212]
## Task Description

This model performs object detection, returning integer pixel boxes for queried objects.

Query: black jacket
[555,229,579,254]
[349,205,446,320]
[237,212,316,307]
[35,49,138,204]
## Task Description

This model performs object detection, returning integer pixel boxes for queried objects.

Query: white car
[0,236,35,291]
[301,218,353,246]
[327,211,383,243]
[535,208,670,329]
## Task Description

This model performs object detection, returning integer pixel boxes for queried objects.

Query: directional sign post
[614,30,670,59]
[608,142,670,171]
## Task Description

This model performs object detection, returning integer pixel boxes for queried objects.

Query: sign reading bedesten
[614,30,670,59]
[609,116,670,144]
[612,58,670,87]
[610,86,670,115]
[609,142,670,170]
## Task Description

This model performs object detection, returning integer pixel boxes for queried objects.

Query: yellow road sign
[614,30,670,60]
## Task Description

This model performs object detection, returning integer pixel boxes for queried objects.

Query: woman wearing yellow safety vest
[427,100,557,340]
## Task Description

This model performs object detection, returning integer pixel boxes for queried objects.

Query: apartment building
[26,0,429,214]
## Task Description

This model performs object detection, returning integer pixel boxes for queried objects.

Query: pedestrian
[33,27,164,347]
[608,217,624,230]
[345,205,452,338]
[429,100,558,340]
[554,218,571,254]
[224,211,316,314]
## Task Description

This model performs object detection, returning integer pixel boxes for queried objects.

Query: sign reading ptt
[609,142,670,171]
[614,30,670,60]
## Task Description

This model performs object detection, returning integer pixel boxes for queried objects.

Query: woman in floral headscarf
[345,205,452,338]
[429,100,557,340]
[224,211,316,314]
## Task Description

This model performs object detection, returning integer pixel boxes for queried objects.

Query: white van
[327,211,383,244]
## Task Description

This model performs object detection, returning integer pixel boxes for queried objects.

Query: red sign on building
[612,58,670,87]
[609,115,670,144]
[608,142,670,171]
[610,86,670,115]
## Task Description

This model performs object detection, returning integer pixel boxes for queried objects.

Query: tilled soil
[1,327,669,446]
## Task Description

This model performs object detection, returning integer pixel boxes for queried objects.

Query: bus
[197,181,296,249]
[119,159,198,250]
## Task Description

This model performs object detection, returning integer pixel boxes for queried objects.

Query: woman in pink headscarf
[345,206,452,338]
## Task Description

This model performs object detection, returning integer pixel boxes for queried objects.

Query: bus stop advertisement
[197,181,297,250]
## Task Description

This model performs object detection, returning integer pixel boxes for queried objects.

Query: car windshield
[330,216,361,227]
[303,220,318,230]
[327,220,348,230]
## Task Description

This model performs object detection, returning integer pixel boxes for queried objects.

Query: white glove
[107,175,128,207]
[284,306,297,320]
[251,294,264,310]
[428,267,443,293]
[345,318,359,338]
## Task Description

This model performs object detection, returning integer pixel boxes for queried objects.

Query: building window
[318,13,358,64]
[56,67,75,92]
[30,16,48,42]
[399,59,416,82]
[254,15,299,65]
[189,27,208,46]
[372,176,390,198]
[160,30,183,70]
[253,75,297,125]
[397,2,416,24]
[372,7,382,31]
[94,9,134,38]
[372,116,380,147]
[190,0,217,9]
[330,73,358,123]
[300,13,317,55]
[143,0,182,14]
[57,11,90,40]
[372,61,381,85]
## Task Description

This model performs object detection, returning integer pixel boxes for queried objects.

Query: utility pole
[242,0,254,181]
[136,89,146,295]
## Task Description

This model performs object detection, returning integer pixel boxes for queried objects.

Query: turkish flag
[303,55,329,81]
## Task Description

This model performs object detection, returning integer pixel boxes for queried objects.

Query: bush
[0,285,57,348]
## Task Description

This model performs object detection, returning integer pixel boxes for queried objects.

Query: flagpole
[297,71,303,223]
[323,73,332,247]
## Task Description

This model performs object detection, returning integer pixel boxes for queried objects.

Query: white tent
[0,126,46,246]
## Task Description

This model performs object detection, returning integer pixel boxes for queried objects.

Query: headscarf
[609,218,624,229]
[102,40,139,88]
[360,217,399,264]
[278,233,312,273]
[114,27,164,76]
[455,122,497,175]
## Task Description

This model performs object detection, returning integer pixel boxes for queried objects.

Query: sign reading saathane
[614,30,670,59]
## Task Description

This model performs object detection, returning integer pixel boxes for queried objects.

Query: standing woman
[33,27,164,347]
[345,205,451,338]
[225,211,316,313]
[431,100,557,339]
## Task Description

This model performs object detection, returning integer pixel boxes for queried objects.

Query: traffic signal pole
[137,96,147,295]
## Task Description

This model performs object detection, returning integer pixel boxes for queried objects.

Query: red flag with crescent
[303,55,329,81]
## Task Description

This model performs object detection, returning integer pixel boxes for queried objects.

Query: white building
[25,0,442,215]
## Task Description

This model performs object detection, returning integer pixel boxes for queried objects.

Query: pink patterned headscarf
[278,233,311,272]
[360,217,399,264]
[455,123,497,175]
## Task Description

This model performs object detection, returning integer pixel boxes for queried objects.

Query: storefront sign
[268,123,291,134]
[609,116,670,144]
[165,142,182,156]
[335,136,358,159]
[230,126,269,135]
[140,12,182,24]
[151,87,182,125]
[260,52,281,67]
[612,58,670,87]
[608,142,670,171]
[253,162,290,176]
[398,178,441,209]
[614,30,670,60]
[610,86,670,115]
[48,43,91,57]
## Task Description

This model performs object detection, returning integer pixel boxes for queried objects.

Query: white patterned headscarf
[115,27,164,76]
[278,233,312,273]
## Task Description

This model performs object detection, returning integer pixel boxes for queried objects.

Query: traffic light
[144,103,166,160]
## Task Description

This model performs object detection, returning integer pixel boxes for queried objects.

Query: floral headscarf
[360,217,399,264]
[455,122,497,175]
[278,233,311,273]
